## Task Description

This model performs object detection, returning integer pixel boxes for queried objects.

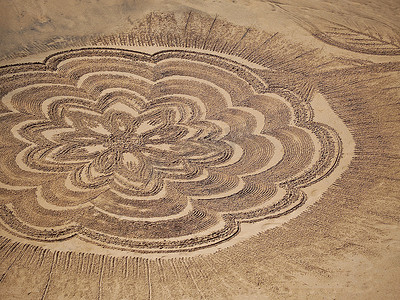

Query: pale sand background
[0,0,399,299]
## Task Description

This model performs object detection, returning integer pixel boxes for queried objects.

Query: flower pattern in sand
[0,48,342,252]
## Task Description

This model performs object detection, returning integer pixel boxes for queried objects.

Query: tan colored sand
[0,1,399,299]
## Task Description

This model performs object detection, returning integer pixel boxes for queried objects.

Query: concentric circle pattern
[0,48,343,253]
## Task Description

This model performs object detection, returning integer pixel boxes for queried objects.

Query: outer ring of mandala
[0,48,343,253]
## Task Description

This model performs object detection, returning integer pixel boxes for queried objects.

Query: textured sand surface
[0,0,399,299]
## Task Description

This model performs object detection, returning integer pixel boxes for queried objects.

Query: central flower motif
[0,48,343,253]
[24,94,236,198]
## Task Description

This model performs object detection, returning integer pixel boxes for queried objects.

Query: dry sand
[0,0,399,299]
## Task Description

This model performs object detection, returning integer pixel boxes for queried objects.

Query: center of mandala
[104,133,144,152]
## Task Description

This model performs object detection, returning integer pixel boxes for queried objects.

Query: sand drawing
[0,8,398,299]
[0,44,349,254]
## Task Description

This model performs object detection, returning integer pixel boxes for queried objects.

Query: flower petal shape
[0,48,347,253]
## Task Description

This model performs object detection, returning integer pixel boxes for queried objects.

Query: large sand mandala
[1,4,400,299]
[0,46,348,254]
